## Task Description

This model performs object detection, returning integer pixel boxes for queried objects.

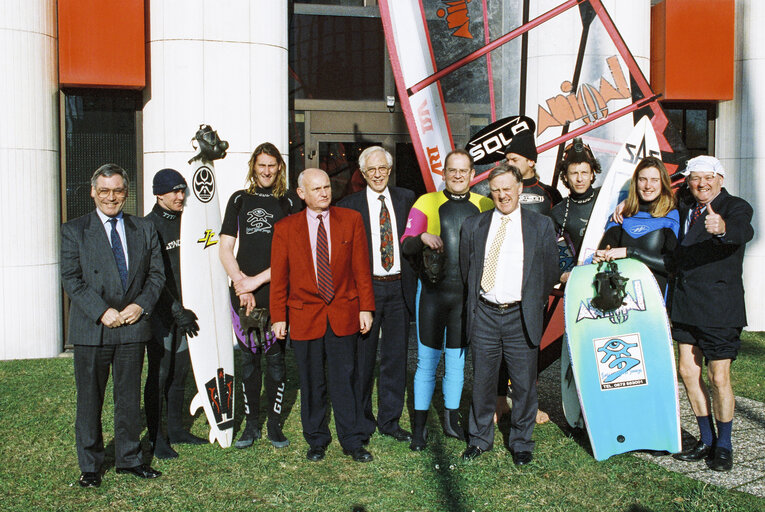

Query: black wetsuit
[144,203,194,445]
[599,202,680,295]
[220,187,301,430]
[551,187,600,256]
[401,189,494,411]
[519,176,562,216]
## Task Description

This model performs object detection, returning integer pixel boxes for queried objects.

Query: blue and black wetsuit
[599,203,680,295]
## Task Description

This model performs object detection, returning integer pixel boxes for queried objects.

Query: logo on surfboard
[576,279,646,324]
[197,229,219,249]
[205,368,234,429]
[593,332,647,390]
[192,166,216,203]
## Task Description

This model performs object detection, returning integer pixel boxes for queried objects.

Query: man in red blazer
[271,168,376,463]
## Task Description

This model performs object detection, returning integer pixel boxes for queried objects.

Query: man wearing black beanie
[504,131,562,215]
[144,168,207,458]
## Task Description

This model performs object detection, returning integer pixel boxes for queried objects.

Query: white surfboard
[180,158,235,448]
[577,116,661,264]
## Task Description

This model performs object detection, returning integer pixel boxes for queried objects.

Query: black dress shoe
[381,427,413,442]
[708,447,733,472]
[343,447,374,463]
[78,472,101,488]
[461,445,484,461]
[512,451,533,466]
[672,440,712,462]
[116,464,162,479]
[306,446,326,462]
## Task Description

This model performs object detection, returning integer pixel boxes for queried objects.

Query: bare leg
[677,343,711,416]
[707,359,734,422]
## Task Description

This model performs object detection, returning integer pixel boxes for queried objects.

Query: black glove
[174,308,200,338]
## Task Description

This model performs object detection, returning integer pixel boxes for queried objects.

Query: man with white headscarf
[670,156,753,472]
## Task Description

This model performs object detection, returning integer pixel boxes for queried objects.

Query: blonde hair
[245,142,287,198]
[622,156,675,218]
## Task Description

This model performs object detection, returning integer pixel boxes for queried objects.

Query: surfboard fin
[190,392,204,416]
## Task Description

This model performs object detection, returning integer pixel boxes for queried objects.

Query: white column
[143,0,289,213]
[524,0,650,186]
[717,0,765,330]
[0,0,61,359]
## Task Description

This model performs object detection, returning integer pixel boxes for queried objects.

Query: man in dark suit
[670,156,754,472]
[459,163,559,466]
[338,146,416,443]
[270,168,376,463]
[61,164,165,487]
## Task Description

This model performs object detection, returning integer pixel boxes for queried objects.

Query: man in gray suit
[61,164,165,487]
[459,163,559,465]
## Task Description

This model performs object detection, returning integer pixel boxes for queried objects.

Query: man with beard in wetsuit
[144,168,207,459]
[401,149,494,451]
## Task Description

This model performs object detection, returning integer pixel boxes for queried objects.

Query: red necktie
[689,203,704,228]
[316,214,334,303]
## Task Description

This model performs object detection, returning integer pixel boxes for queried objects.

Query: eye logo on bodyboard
[205,368,234,429]
[593,332,647,390]
[193,166,216,203]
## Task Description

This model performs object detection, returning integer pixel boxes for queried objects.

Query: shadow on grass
[425,421,470,512]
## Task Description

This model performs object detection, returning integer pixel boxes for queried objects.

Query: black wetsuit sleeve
[402,234,425,258]
[599,225,622,249]
[626,227,677,276]
[221,192,241,237]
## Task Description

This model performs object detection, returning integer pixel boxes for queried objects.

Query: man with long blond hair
[219,142,302,449]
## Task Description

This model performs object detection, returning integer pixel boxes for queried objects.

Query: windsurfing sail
[379,0,688,193]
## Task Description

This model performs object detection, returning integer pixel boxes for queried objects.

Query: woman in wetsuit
[401,149,494,451]
[593,156,679,297]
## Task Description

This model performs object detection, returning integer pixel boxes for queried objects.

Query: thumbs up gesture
[704,203,726,235]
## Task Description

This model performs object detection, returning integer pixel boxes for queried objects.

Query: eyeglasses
[445,168,471,176]
[96,188,127,198]
[363,165,391,175]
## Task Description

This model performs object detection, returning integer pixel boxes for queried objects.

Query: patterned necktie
[379,195,394,271]
[108,218,128,290]
[689,203,704,229]
[316,213,334,303]
[481,216,511,292]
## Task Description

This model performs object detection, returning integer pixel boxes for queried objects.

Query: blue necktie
[109,218,128,290]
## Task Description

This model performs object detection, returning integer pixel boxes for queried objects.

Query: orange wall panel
[651,0,734,101]
[58,0,145,89]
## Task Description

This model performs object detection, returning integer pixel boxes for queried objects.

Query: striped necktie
[108,218,128,290]
[316,213,334,303]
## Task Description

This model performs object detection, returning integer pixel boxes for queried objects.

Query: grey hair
[91,163,129,189]
[297,168,329,190]
[488,161,522,184]
[358,146,393,171]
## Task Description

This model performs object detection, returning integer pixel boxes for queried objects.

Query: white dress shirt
[96,209,129,269]
[366,186,401,276]
[481,207,523,303]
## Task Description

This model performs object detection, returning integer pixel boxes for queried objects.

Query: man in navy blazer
[459,163,559,466]
[338,146,416,443]
[61,164,165,487]
[670,156,754,472]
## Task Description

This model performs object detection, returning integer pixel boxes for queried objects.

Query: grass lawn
[1,332,764,511]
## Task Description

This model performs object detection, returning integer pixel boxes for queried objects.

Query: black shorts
[672,322,742,361]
